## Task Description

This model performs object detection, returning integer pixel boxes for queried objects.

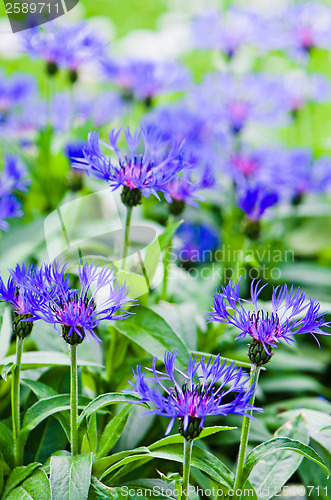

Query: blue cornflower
[0,71,36,115]
[176,222,219,266]
[22,22,106,77]
[190,72,284,135]
[0,263,37,337]
[206,278,329,365]
[127,350,261,438]
[191,7,261,59]
[276,149,331,202]
[0,154,30,231]
[101,58,190,105]
[237,183,279,222]
[270,1,331,62]
[74,126,185,206]
[27,261,134,344]
[143,102,224,165]
[166,164,216,210]
[281,72,330,115]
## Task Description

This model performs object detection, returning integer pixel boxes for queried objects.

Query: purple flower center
[232,156,259,176]
[119,154,154,190]
[52,294,95,327]
[298,27,314,51]
[171,383,216,418]
[249,310,282,343]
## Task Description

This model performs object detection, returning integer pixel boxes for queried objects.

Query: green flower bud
[178,416,202,441]
[248,339,273,366]
[12,313,34,339]
[121,186,142,207]
[61,325,85,345]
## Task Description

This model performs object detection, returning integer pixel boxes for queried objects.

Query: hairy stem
[181,438,193,500]
[122,206,133,264]
[233,364,261,499]
[11,336,24,466]
[70,344,79,456]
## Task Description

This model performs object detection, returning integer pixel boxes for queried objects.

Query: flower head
[237,183,279,222]
[0,263,37,337]
[127,350,261,438]
[27,261,134,344]
[166,164,216,211]
[0,154,30,231]
[74,126,185,205]
[192,7,261,59]
[206,278,329,365]
[0,71,36,115]
[22,22,106,76]
[102,58,190,104]
[190,72,284,135]
[176,222,219,266]
[273,2,331,62]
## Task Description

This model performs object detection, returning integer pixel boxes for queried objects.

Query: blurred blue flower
[272,1,331,62]
[167,164,216,206]
[176,222,219,265]
[102,58,191,103]
[206,278,329,357]
[127,350,261,437]
[192,7,263,58]
[22,22,107,73]
[281,72,330,114]
[277,149,331,199]
[0,71,36,115]
[191,72,284,135]
[143,101,225,164]
[74,126,186,202]
[27,261,134,344]
[0,155,30,231]
[237,182,279,221]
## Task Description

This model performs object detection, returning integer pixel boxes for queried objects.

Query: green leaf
[78,393,146,427]
[2,463,41,499]
[1,362,14,382]
[50,453,93,500]
[99,441,234,490]
[242,437,329,488]
[5,469,51,500]
[0,307,12,361]
[81,414,98,454]
[0,422,14,469]
[21,380,71,441]
[0,457,3,497]
[92,447,151,477]
[149,426,236,450]
[0,351,103,370]
[96,405,133,459]
[113,307,190,369]
[21,379,58,399]
[278,409,331,454]
[249,414,309,500]
[158,219,183,250]
[20,394,89,444]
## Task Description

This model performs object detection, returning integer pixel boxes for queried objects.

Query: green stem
[233,364,261,499]
[161,216,173,301]
[181,438,193,500]
[122,206,133,263]
[70,344,79,456]
[11,336,24,466]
